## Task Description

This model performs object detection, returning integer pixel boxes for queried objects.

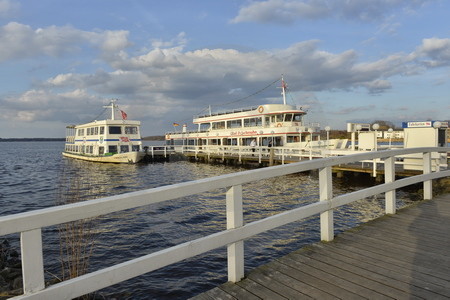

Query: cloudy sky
[1,0,449,138]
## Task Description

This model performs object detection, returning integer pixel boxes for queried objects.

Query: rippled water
[0,141,420,299]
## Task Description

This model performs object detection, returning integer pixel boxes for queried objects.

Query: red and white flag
[120,110,128,120]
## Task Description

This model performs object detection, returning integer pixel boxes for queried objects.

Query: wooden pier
[191,193,450,299]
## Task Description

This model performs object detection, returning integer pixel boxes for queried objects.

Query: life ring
[258,106,264,113]
[276,123,282,127]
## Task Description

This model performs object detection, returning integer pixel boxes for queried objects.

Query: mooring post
[319,166,334,241]
[226,185,244,282]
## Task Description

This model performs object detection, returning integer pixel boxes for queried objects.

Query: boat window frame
[120,145,129,153]
[108,145,118,154]
[243,117,262,127]
[294,113,302,121]
[109,126,122,134]
[125,126,138,134]
[226,119,242,129]
[212,121,225,130]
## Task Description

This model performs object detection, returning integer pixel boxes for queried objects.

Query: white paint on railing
[1,147,449,299]
[384,156,396,214]
[319,166,333,241]
[226,185,244,282]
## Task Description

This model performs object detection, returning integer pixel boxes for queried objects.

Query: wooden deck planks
[190,194,450,299]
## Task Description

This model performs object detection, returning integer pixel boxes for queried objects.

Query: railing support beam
[21,228,45,294]
[226,185,244,282]
[384,156,396,214]
[319,166,333,241]
[423,152,432,200]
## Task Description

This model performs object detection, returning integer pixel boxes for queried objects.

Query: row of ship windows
[168,135,319,146]
[77,126,138,136]
[66,144,141,154]
[205,114,303,130]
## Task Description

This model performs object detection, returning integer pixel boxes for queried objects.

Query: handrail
[2,147,449,299]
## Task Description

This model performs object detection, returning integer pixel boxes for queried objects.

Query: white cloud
[231,0,329,24]
[231,0,434,24]
[0,0,19,18]
[0,22,131,62]
[2,27,449,131]
[416,37,450,67]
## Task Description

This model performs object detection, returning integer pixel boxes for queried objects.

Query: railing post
[226,185,244,282]
[21,229,45,293]
[258,147,262,163]
[319,166,333,241]
[423,152,432,200]
[384,156,396,214]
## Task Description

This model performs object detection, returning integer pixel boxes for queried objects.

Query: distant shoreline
[0,138,65,142]
[0,136,165,142]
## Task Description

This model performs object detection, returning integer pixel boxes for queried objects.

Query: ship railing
[194,106,259,119]
[1,147,449,299]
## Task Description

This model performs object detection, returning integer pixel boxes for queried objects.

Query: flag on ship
[120,110,128,120]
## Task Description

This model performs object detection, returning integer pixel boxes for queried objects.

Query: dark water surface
[0,141,420,299]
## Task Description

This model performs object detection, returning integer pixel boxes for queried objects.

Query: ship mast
[104,99,118,120]
[281,76,287,105]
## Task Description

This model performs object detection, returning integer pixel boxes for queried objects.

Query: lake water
[0,141,422,299]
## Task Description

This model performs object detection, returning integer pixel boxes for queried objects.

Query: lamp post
[433,121,442,129]
[372,123,380,151]
[388,128,393,148]
[324,126,331,150]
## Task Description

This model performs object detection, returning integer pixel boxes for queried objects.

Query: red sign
[120,137,130,142]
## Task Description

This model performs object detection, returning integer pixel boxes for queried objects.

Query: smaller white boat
[62,100,145,163]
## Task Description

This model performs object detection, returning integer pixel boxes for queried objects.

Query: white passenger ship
[165,78,343,156]
[63,100,145,163]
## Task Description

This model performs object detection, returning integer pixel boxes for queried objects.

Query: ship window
[125,126,138,134]
[132,145,140,151]
[108,145,117,153]
[227,120,242,128]
[285,114,293,122]
[109,126,122,134]
[99,146,105,155]
[120,145,129,153]
[94,127,99,135]
[294,114,302,121]
[199,123,210,131]
[100,126,105,134]
[78,129,84,136]
[86,128,90,135]
[244,117,262,127]
[212,121,225,130]
[287,136,300,143]
[276,114,284,122]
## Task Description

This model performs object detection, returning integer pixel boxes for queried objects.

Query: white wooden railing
[1,147,449,299]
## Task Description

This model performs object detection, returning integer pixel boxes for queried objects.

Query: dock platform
[191,193,450,299]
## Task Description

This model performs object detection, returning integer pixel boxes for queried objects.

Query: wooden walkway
[191,194,450,299]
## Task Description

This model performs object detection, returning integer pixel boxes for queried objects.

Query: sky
[0,0,449,138]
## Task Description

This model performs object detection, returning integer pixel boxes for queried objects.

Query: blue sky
[0,0,449,138]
